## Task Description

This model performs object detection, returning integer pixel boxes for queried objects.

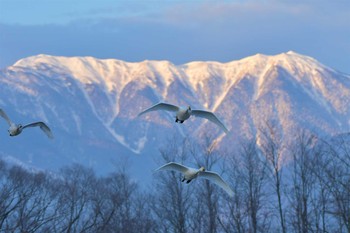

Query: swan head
[199,167,205,172]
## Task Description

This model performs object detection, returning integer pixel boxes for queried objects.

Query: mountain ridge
[1,51,350,180]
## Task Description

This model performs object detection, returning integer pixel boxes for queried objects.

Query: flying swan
[155,162,234,196]
[0,109,53,139]
[138,102,229,133]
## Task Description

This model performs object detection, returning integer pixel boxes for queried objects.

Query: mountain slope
[1,51,350,179]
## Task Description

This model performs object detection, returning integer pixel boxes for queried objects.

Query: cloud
[0,1,349,73]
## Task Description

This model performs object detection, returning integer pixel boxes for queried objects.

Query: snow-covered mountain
[1,51,350,180]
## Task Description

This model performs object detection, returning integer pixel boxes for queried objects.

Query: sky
[0,0,350,73]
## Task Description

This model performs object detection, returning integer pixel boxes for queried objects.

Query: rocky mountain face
[1,51,349,180]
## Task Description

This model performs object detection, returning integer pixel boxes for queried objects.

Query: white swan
[155,162,233,196]
[0,109,53,139]
[138,102,228,133]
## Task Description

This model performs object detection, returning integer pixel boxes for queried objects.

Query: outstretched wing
[138,102,180,117]
[155,162,191,174]
[0,109,13,126]
[198,171,234,196]
[191,110,228,133]
[22,122,53,139]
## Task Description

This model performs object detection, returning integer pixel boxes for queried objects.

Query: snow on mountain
[1,51,350,180]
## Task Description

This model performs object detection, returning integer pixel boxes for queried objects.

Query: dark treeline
[0,128,349,233]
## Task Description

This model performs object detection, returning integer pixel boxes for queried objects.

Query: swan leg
[181,177,186,182]
[180,120,184,124]
[175,118,179,123]
[186,179,192,184]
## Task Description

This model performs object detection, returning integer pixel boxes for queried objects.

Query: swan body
[155,162,234,196]
[138,102,228,133]
[0,109,53,139]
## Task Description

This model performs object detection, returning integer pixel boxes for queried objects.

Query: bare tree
[0,158,155,233]
[52,164,96,233]
[315,135,350,233]
[0,163,58,232]
[101,172,151,233]
[15,171,59,232]
[241,139,269,233]
[259,121,287,233]
[286,131,319,233]
[0,160,16,230]
[309,180,331,233]
[131,192,156,233]
[219,179,247,233]
[0,164,27,231]
[191,135,222,233]
[219,147,248,233]
[151,137,195,233]
[219,139,269,233]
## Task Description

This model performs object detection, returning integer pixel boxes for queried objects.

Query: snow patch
[72,111,82,135]
[105,126,144,154]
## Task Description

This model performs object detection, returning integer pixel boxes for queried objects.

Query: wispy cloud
[144,1,350,28]
[0,1,349,73]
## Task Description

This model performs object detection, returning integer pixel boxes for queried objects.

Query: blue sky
[1,0,350,73]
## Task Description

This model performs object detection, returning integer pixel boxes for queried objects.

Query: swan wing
[22,122,53,139]
[155,162,191,174]
[191,110,228,133]
[198,171,233,196]
[0,109,12,126]
[138,103,180,117]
